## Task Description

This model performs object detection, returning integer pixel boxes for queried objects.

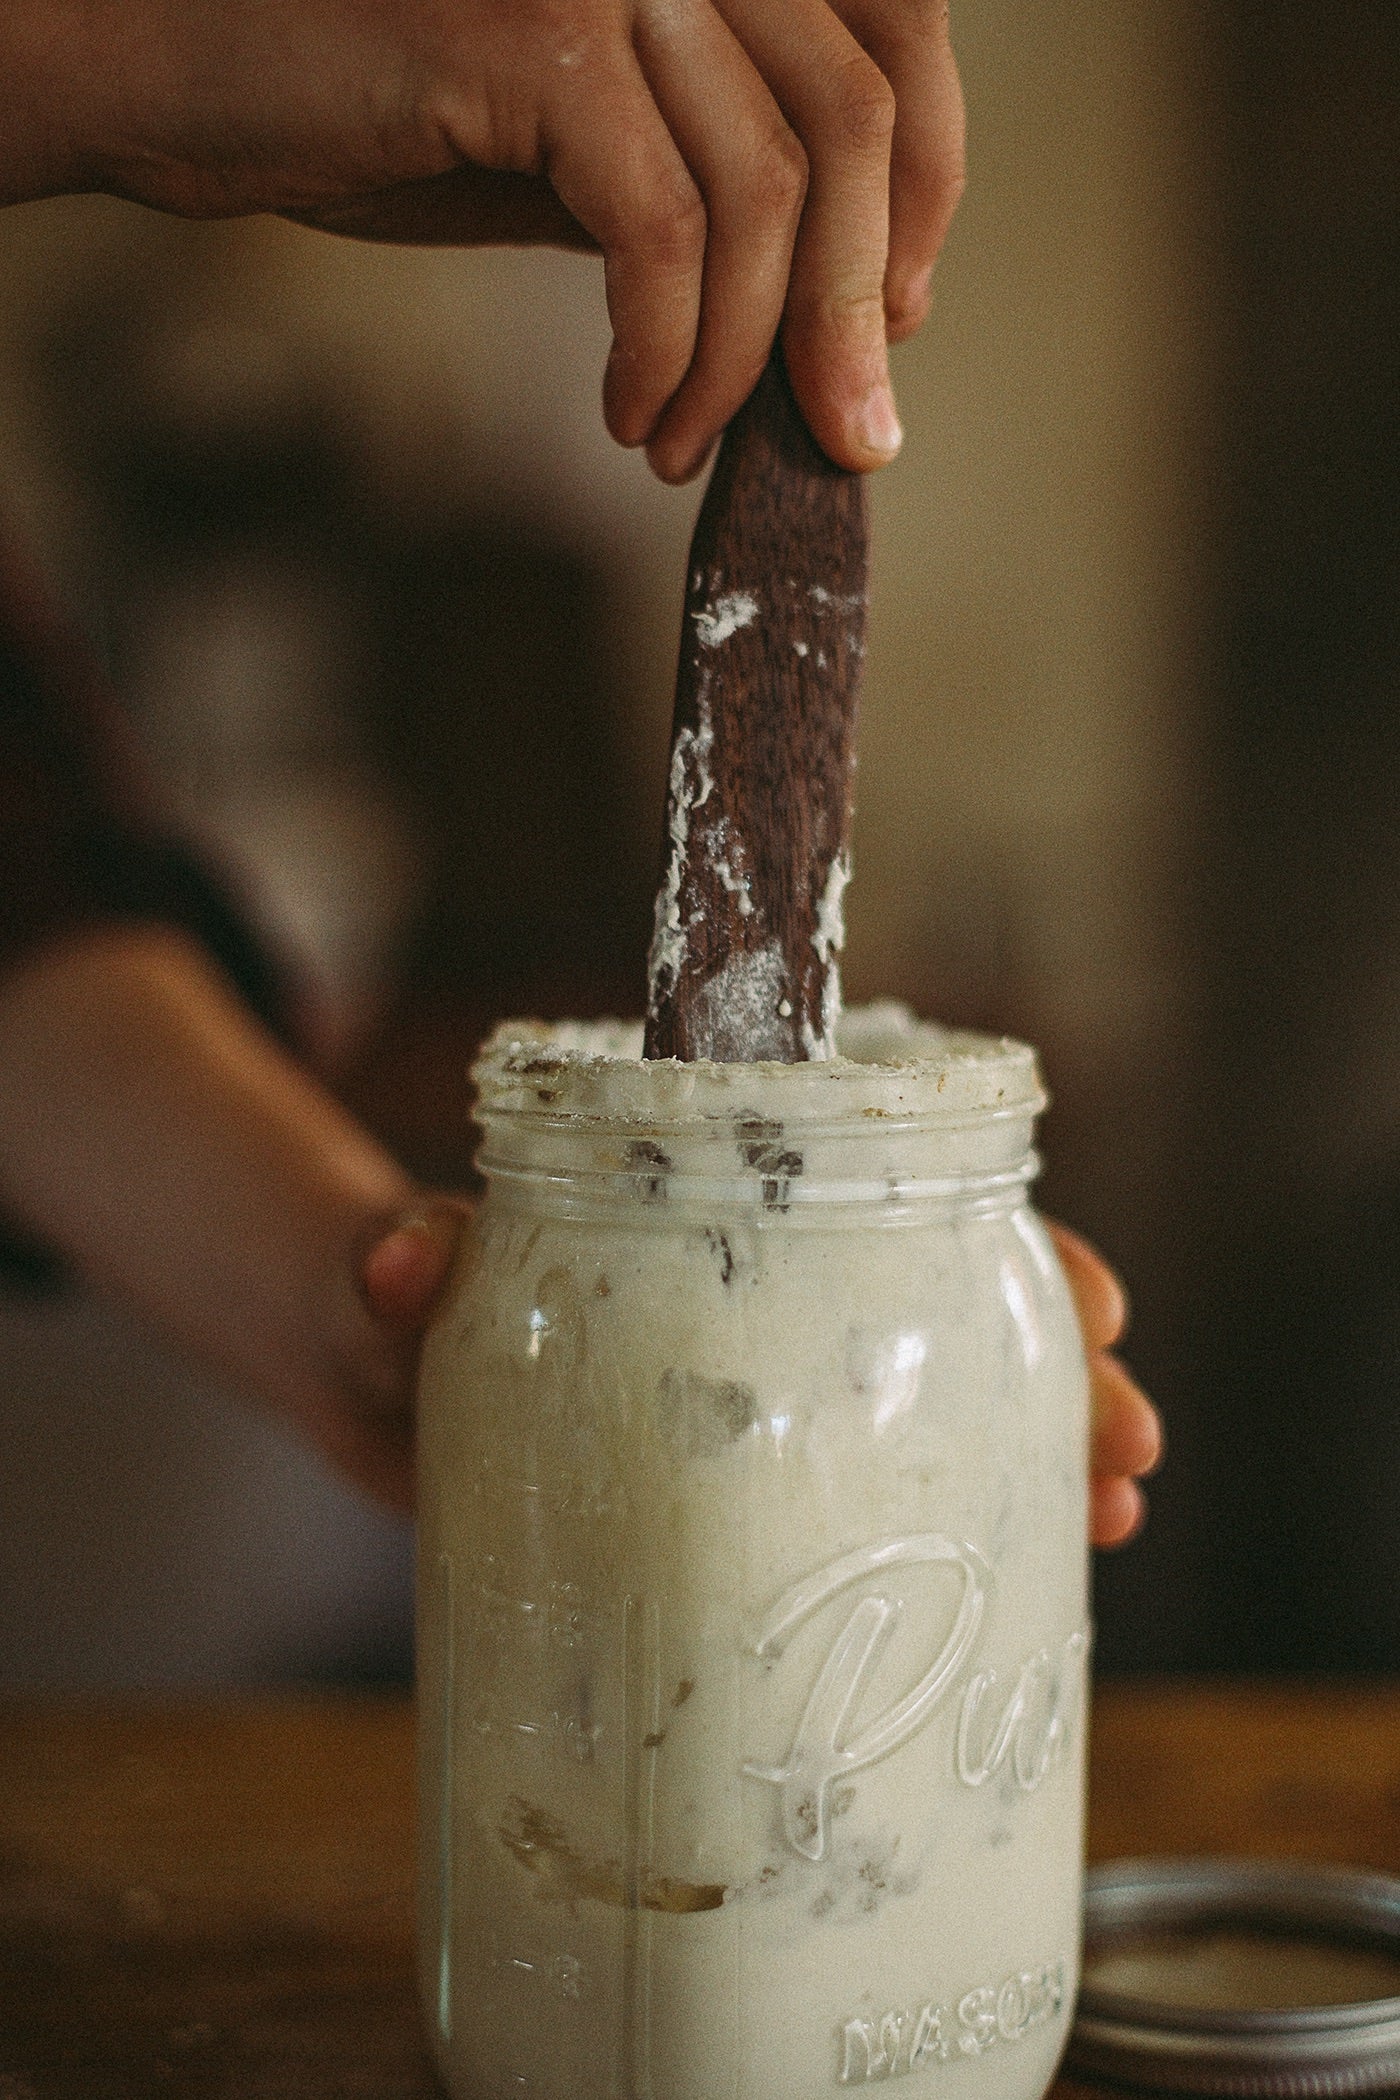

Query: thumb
[360,1198,471,1330]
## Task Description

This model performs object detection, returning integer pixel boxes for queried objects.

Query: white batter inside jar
[418,1003,1090,2100]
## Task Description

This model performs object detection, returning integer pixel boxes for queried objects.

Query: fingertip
[1140,1399,1165,1479]
[885,265,933,343]
[361,1222,440,1317]
[362,1207,463,1325]
[854,381,904,463]
[602,340,657,450]
[645,431,717,485]
[1090,1475,1146,1550]
[1089,1355,1163,1482]
[784,342,903,470]
[1106,1270,1130,1343]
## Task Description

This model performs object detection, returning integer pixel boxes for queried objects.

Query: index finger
[836,0,965,339]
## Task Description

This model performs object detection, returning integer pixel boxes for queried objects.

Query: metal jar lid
[1067,1859,1400,2097]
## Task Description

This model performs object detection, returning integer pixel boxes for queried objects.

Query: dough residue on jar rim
[472,1001,1046,1130]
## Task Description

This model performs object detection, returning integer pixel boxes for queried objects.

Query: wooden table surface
[1,1683,1398,2099]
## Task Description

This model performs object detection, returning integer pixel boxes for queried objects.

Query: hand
[0,924,452,1520]
[2,1,964,480]
[1047,1222,1163,1548]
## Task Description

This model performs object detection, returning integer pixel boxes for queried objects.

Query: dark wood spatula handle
[643,353,869,1062]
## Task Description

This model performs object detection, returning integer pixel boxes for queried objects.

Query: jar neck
[474,1110,1040,1223]
[470,1006,1047,1224]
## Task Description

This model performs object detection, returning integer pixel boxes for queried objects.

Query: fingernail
[856,383,903,460]
[604,342,653,450]
[388,1208,459,1253]
[651,436,715,486]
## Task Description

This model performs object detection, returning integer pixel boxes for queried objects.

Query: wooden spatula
[642,353,869,1063]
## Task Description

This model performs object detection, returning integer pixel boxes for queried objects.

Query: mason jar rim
[470,1002,1046,1134]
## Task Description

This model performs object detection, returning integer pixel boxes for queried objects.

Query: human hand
[1047,1221,1163,1548]
[294,0,967,481]
[3,1,963,481]
[0,923,468,1521]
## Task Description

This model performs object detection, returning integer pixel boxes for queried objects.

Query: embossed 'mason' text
[839,1960,1066,2085]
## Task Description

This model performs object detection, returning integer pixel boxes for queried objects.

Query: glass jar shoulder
[420,1197,1087,1548]
[424,1195,1083,1396]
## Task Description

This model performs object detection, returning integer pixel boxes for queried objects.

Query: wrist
[0,0,212,214]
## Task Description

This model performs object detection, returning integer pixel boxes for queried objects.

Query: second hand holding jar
[418,1001,1090,2100]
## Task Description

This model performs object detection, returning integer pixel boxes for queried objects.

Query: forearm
[0,0,115,204]
[0,0,441,218]
[0,923,413,1424]
[0,0,314,214]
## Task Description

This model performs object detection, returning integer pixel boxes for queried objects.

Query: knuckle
[629,168,707,269]
[746,123,809,222]
[792,283,889,348]
[831,286,890,332]
[827,54,896,156]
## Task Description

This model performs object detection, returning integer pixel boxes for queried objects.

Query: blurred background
[0,0,1396,1687]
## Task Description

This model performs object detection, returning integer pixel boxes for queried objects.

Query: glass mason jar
[418,1003,1091,2100]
